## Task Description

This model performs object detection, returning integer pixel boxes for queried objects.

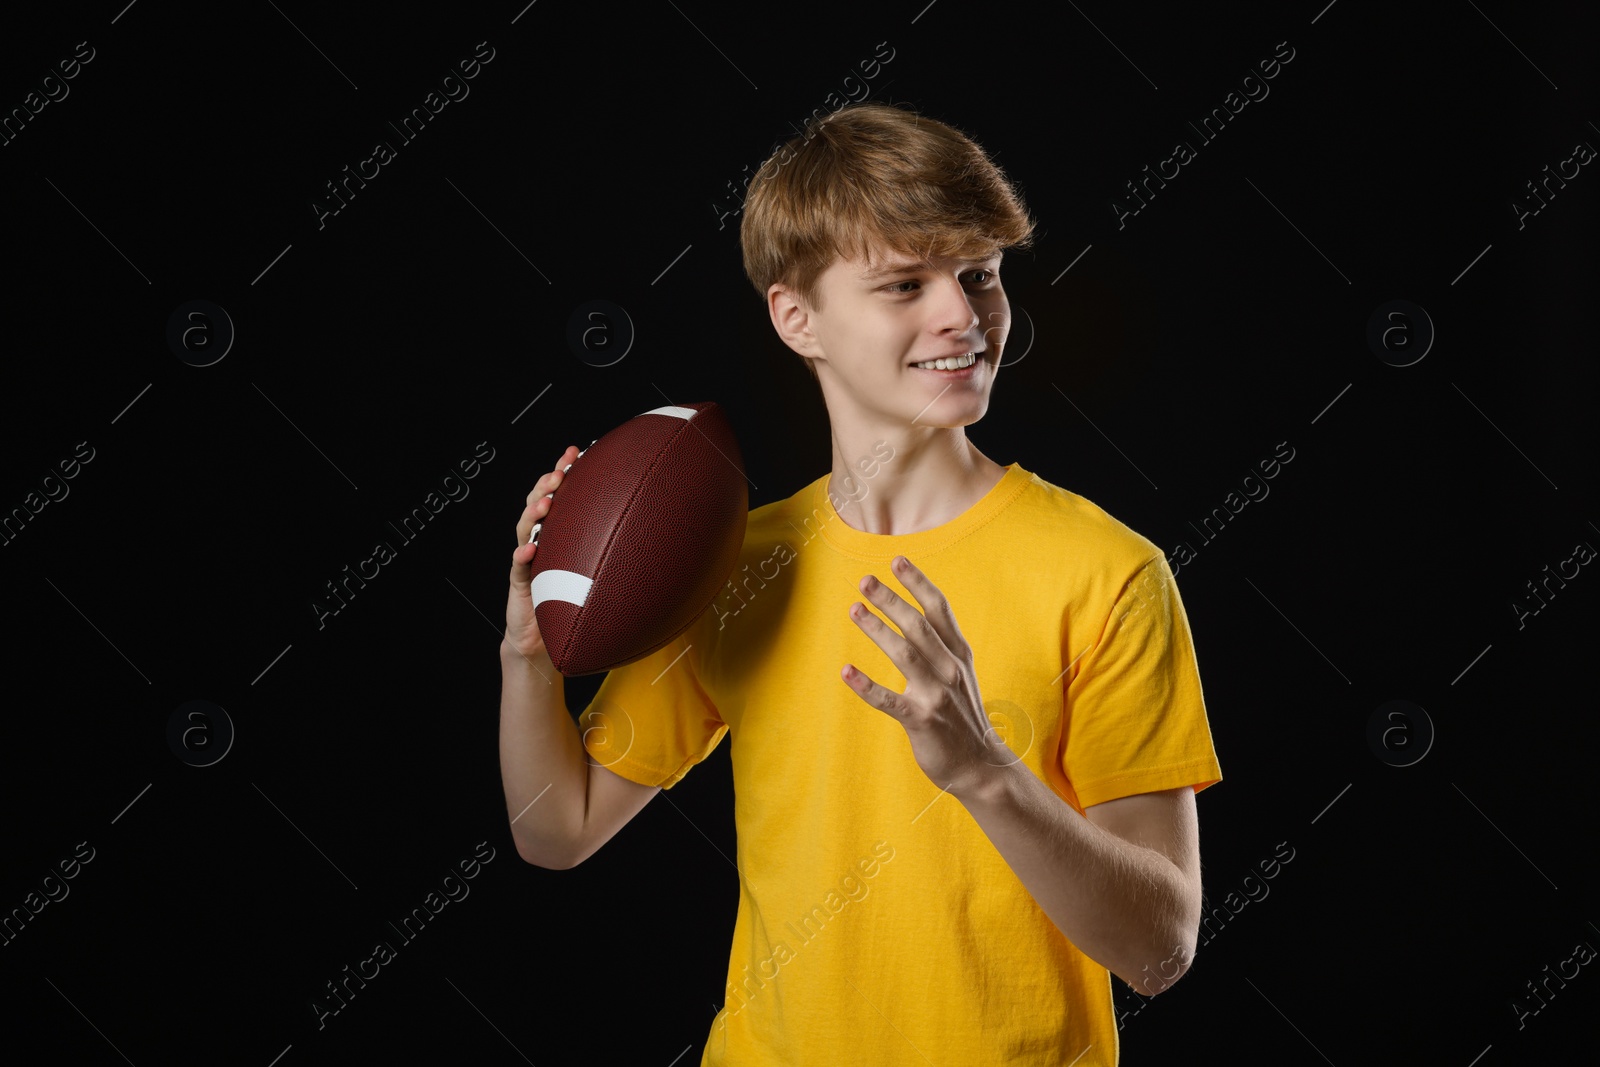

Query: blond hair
[740,102,1038,380]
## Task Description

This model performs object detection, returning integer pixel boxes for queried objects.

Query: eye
[881,270,997,294]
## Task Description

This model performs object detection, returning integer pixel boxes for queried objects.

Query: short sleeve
[1061,554,1222,809]
[577,609,727,790]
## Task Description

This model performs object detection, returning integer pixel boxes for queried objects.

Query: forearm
[957,763,1197,994]
[498,639,587,868]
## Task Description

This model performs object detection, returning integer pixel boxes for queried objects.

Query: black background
[1,1,1595,1064]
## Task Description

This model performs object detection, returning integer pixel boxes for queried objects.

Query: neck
[826,430,1005,536]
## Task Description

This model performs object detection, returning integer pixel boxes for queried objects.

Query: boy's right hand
[505,444,581,662]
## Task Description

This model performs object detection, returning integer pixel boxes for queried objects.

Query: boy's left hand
[842,555,1016,799]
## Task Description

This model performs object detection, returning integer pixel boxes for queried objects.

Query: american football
[528,401,747,676]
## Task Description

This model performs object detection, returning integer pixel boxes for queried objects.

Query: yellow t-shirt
[579,462,1222,1065]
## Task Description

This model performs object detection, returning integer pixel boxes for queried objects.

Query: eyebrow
[858,255,1000,281]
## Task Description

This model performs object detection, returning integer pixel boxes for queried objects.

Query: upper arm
[565,762,661,868]
[1084,786,1202,918]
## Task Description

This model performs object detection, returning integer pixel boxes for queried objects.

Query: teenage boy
[501,101,1222,1065]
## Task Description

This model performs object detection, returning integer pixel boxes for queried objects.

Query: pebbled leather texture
[530,401,747,676]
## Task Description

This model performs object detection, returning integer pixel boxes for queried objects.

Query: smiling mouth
[910,351,984,371]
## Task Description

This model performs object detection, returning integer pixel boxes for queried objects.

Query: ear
[768,283,822,361]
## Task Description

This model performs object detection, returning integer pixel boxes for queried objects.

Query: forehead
[846,245,1003,281]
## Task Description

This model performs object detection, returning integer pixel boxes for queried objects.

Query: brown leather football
[529,401,747,676]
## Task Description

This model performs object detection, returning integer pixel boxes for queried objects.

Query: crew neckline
[809,462,1031,560]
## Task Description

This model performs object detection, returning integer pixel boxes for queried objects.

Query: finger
[511,512,542,565]
[510,540,534,585]
[887,556,968,658]
[510,530,537,588]
[849,599,923,686]
[510,488,560,567]
[525,446,578,505]
[525,445,579,504]
[515,494,554,548]
[857,575,921,642]
[841,663,901,717]
[855,576,945,681]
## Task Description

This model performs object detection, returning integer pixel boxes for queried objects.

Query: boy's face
[773,241,1010,422]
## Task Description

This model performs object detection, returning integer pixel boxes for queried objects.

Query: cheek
[984,299,1013,348]
[983,299,1020,368]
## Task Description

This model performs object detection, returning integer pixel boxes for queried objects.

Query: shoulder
[1005,466,1168,584]
[738,473,826,551]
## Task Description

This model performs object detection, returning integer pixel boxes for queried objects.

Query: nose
[931,274,980,336]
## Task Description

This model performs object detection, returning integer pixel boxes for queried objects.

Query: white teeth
[913,352,976,371]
